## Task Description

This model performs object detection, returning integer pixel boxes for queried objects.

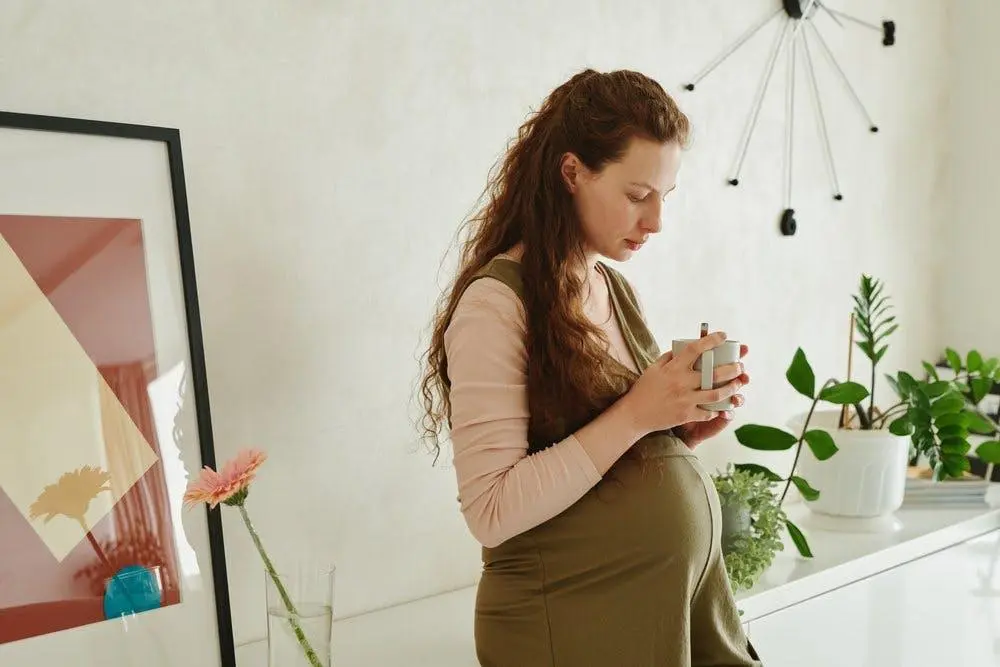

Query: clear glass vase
[265,559,335,667]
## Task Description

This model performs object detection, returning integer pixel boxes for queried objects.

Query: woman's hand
[676,343,750,449]
[622,332,744,438]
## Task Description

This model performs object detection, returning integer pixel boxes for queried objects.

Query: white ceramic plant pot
[788,409,910,533]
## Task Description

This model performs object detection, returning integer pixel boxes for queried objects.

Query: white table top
[237,486,1000,666]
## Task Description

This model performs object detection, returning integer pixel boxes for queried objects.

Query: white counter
[736,485,1000,621]
[237,487,1000,666]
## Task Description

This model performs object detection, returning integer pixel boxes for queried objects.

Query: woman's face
[562,137,682,262]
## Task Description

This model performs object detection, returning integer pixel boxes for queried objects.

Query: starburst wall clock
[682,0,896,236]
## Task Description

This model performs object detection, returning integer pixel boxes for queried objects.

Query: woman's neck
[506,242,600,276]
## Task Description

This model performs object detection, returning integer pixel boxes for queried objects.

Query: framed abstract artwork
[0,111,236,666]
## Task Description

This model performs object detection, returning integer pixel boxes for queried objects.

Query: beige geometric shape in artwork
[0,233,158,561]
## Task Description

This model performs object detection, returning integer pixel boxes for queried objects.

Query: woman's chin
[606,245,635,262]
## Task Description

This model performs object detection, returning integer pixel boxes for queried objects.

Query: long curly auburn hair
[418,68,691,462]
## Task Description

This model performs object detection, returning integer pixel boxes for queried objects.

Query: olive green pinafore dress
[461,257,761,667]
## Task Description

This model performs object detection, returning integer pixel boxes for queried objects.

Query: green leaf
[966,412,995,435]
[942,453,971,478]
[785,518,813,558]
[734,463,783,482]
[791,476,820,501]
[909,404,932,429]
[934,412,970,429]
[935,424,968,440]
[852,295,866,317]
[898,371,918,395]
[818,381,869,405]
[886,373,903,398]
[931,393,966,418]
[875,323,898,343]
[875,345,889,363]
[888,417,912,436]
[873,314,896,332]
[803,430,839,461]
[970,378,994,406]
[921,362,939,381]
[982,357,999,380]
[785,348,815,399]
[911,431,937,451]
[872,301,893,320]
[940,438,971,455]
[735,424,799,451]
[975,440,1000,464]
[967,350,983,373]
[924,381,951,398]
[946,348,962,373]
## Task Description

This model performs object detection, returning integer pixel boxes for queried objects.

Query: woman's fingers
[691,407,719,422]
[676,332,727,368]
[712,361,744,385]
[656,350,675,366]
[699,377,743,404]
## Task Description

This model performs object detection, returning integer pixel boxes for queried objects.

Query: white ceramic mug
[671,338,741,412]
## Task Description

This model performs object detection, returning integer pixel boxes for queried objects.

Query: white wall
[0,0,955,650]
[939,2,1000,358]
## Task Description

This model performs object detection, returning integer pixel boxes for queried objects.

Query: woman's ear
[560,152,586,193]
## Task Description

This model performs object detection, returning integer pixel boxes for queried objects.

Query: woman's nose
[641,200,663,234]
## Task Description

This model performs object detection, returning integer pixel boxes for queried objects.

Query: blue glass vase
[103,564,163,619]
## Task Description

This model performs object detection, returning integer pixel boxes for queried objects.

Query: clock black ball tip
[780,209,797,236]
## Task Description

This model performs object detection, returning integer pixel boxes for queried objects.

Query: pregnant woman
[419,68,761,666]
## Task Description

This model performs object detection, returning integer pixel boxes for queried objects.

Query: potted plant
[712,466,787,593]
[737,275,913,533]
[905,348,1000,480]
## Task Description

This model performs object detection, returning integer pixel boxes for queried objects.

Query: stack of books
[902,466,992,507]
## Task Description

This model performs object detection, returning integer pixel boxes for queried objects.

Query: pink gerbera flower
[183,449,267,509]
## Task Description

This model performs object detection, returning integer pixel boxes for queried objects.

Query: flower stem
[78,518,141,616]
[79,519,114,571]
[238,504,324,667]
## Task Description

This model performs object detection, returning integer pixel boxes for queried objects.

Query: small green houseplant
[712,466,787,592]
[906,348,1000,477]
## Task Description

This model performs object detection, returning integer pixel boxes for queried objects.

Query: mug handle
[700,348,714,391]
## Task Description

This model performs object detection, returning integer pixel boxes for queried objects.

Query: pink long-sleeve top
[443,257,643,548]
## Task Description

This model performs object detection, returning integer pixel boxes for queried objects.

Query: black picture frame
[0,110,235,665]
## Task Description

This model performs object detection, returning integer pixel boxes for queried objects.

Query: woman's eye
[627,192,647,203]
